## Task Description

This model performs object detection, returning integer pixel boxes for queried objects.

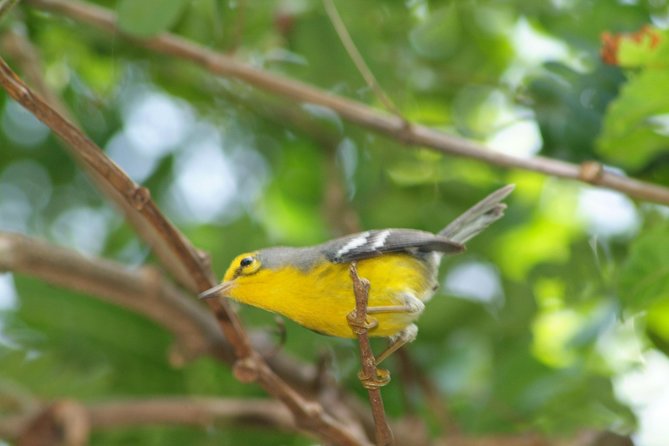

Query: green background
[3,0,669,444]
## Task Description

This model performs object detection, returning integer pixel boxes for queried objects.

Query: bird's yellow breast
[226,253,436,338]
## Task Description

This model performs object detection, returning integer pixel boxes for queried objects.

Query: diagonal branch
[0,25,205,294]
[24,0,669,205]
[0,54,248,353]
[0,57,367,446]
[0,28,313,389]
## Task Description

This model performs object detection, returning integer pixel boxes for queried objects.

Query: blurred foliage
[2,0,669,445]
[598,27,669,172]
[117,0,189,38]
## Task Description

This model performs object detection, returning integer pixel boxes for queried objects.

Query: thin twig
[24,0,669,205]
[0,57,367,446]
[349,263,394,446]
[323,0,402,118]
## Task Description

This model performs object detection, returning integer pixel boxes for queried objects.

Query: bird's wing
[324,229,463,264]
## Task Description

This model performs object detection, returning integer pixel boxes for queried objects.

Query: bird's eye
[240,256,254,268]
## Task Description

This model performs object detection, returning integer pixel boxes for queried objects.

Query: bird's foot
[346,310,378,335]
[357,367,391,390]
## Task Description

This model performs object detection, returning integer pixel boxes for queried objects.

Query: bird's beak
[199,281,234,300]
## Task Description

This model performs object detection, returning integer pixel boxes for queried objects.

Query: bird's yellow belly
[234,253,437,339]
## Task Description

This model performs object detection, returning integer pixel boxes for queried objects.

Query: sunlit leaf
[597,70,669,169]
[601,26,669,68]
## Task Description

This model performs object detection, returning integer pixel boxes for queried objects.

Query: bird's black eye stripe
[240,256,254,267]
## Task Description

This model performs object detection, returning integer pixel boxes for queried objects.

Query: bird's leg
[346,311,389,389]
[353,294,423,387]
[357,368,391,390]
[365,292,425,320]
[346,311,378,332]
[348,262,424,389]
[353,324,418,389]
[374,324,418,366]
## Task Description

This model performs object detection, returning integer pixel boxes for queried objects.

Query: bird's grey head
[257,246,322,271]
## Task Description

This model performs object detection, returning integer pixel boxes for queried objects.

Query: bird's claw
[357,367,391,390]
[346,311,378,334]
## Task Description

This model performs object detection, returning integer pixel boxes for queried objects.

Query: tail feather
[438,185,514,244]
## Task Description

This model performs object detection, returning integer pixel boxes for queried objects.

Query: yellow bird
[201,185,513,385]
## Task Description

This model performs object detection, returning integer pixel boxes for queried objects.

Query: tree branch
[0,397,298,444]
[88,398,296,431]
[25,0,669,205]
[0,54,248,352]
[0,57,368,446]
[0,25,203,292]
[348,263,393,446]
[0,231,232,364]
[1,395,632,446]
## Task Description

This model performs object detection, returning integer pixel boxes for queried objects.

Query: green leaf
[597,70,669,170]
[617,29,669,69]
[619,228,669,311]
[118,0,188,38]
[647,299,669,349]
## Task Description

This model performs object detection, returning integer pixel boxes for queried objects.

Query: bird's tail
[438,185,514,244]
